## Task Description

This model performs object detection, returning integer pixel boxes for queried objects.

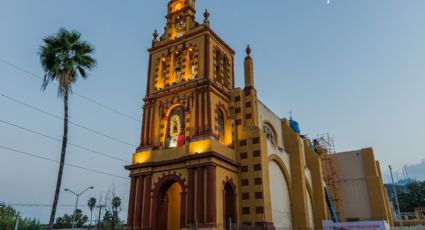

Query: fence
[187,225,314,230]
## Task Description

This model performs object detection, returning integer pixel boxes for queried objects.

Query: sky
[1,0,425,223]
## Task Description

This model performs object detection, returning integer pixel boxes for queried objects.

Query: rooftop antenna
[289,110,293,119]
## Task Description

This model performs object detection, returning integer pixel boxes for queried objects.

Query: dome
[289,117,301,134]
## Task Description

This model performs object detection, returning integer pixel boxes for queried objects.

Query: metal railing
[187,224,309,230]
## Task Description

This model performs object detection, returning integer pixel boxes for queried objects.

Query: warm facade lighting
[132,151,152,164]
[173,2,183,12]
[188,139,212,154]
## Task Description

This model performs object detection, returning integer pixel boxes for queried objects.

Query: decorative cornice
[125,151,240,170]
[148,26,235,55]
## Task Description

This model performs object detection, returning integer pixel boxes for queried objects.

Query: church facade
[125,0,331,229]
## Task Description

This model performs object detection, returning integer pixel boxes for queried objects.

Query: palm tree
[39,28,96,230]
[111,196,122,230]
[87,197,97,229]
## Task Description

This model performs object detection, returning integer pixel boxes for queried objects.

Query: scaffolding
[314,133,344,221]
[315,133,335,154]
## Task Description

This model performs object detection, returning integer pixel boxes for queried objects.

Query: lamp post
[389,166,403,227]
[64,186,94,229]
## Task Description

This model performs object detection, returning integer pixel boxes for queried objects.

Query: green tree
[394,181,425,212]
[54,209,88,228]
[39,28,96,230]
[99,210,124,230]
[87,197,97,229]
[97,195,124,230]
[111,197,122,230]
[0,203,43,230]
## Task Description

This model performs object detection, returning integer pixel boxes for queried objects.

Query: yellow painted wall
[281,119,310,228]
[362,148,393,224]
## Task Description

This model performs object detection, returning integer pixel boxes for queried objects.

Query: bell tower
[126,1,240,229]
[165,0,196,40]
[139,0,236,149]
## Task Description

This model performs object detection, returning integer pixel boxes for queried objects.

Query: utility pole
[96,204,106,229]
[389,165,403,227]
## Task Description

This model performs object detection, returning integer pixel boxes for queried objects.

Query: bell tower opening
[172,1,183,12]
[165,0,196,40]
[155,181,182,230]
[224,183,237,228]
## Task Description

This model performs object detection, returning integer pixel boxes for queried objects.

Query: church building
[124,1,389,229]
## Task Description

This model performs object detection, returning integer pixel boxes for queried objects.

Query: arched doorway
[268,159,292,228]
[223,182,236,229]
[154,180,183,230]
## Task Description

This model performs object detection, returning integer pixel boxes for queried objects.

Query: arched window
[166,106,186,148]
[223,55,229,86]
[174,51,183,83]
[159,58,167,88]
[263,124,276,146]
[215,50,222,79]
[217,109,225,143]
[189,51,195,80]
[172,2,183,12]
[161,59,167,75]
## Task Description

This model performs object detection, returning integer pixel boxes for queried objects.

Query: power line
[74,93,140,123]
[0,145,129,180]
[0,119,130,163]
[0,57,141,123]
[6,203,86,208]
[0,92,137,147]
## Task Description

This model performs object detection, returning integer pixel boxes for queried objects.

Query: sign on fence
[323,220,390,230]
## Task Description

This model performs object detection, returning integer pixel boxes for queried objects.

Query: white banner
[323,220,390,230]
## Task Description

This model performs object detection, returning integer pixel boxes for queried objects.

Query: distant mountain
[404,160,425,182]
[384,178,416,200]
[381,159,425,184]
[395,178,416,186]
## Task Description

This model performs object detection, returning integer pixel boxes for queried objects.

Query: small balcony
[131,136,236,166]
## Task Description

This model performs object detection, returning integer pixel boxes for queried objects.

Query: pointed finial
[246,44,251,57]
[153,29,159,40]
[203,9,210,25]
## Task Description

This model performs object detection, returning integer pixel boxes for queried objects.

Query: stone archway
[268,159,292,229]
[152,175,186,230]
[223,182,237,229]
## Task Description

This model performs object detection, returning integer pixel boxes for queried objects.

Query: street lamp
[64,186,94,229]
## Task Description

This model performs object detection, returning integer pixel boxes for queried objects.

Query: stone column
[142,174,152,229]
[196,167,204,224]
[180,191,188,229]
[206,165,217,224]
[134,176,144,228]
[127,177,137,229]
[187,168,195,225]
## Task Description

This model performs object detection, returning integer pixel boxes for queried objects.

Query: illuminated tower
[126,0,240,229]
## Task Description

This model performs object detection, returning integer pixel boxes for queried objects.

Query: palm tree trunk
[89,210,93,230]
[48,89,69,230]
[112,209,115,230]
